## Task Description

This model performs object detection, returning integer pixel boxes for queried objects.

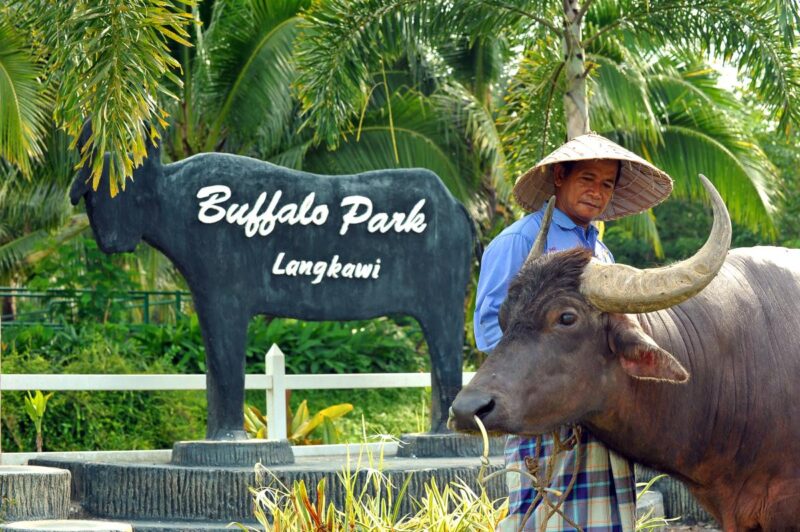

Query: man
[474,133,673,531]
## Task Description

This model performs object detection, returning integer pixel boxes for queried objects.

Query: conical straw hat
[512,133,673,221]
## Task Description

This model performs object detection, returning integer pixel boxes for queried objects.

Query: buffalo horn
[581,174,731,313]
[524,196,556,266]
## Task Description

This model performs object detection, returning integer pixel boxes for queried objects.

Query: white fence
[2,344,476,440]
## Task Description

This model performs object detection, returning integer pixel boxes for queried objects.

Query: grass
[244,440,507,531]
[243,440,677,531]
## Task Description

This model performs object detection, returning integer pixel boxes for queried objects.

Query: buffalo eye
[559,312,577,326]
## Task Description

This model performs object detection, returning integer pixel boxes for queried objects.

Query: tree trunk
[562,0,589,140]
[2,296,15,322]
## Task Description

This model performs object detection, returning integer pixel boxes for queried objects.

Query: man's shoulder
[493,212,543,243]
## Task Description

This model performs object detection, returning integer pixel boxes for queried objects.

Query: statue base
[171,439,294,467]
[396,432,505,458]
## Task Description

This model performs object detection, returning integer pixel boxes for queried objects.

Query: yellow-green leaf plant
[23,390,53,453]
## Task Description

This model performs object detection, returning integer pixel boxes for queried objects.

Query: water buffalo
[450,176,800,530]
[70,124,473,440]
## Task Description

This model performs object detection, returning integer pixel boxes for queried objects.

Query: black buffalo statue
[71,124,473,440]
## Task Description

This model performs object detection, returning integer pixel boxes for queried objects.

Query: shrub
[1,325,207,452]
[1,315,430,451]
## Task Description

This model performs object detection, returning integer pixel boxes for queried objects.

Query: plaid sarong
[497,426,636,531]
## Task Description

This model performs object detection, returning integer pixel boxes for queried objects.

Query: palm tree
[0,18,49,178]
[0,127,88,319]
[163,0,502,213]
[1,0,195,193]
[294,0,799,245]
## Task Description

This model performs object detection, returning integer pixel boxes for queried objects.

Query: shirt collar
[551,207,599,238]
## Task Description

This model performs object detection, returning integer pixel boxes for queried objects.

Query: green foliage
[26,238,139,323]
[246,317,428,375]
[244,401,353,445]
[250,443,508,530]
[0,18,49,176]
[133,314,206,371]
[605,198,764,268]
[196,0,307,153]
[753,119,800,247]
[9,0,196,193]
[1,324,207,452]
[2,318,431,451]
[0,126,83,281]
[285,388,430,441]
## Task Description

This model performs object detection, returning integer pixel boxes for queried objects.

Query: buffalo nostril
[451,390,496,430]
[475,398,495,420]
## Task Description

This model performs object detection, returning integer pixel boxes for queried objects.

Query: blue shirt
[473,205,613,352]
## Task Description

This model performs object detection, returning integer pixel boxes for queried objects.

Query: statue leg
[418,308,464,433]
[196,303,249,440]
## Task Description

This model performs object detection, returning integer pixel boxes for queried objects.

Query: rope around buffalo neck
[474,416,584,532]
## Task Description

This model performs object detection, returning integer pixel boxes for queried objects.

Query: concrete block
[637,489,666,525]
[1,520,131,531]
[31,455,505,522]
[170,440,294,467]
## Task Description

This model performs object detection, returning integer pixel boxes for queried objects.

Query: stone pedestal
[1,520,131,532]
[636,490,666,522]
[396,432,505,458]
[31,453,505,528]
[171,439,294,467]
[0,466,70,521]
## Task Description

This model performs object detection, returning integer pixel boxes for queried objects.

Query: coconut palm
[294,0,800,246]
[163,0,503,213]
[0,19,49,178]
[1,0,195,192]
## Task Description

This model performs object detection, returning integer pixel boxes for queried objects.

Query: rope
[474,416,584,532]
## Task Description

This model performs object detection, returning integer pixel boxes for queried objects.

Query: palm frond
[28,0,194,193]
[0,175,72,237]
[199,0,306,152]
[497,41,566,180]
[613,209,664,258]
[589,0,800,133]
[432,82,510,201]
[307,127,470,200]
[587,53,660,144]
[643,126,775,237]
[0,214,88,278]
[435,35,508,104]
[0,20,50,176]
[304,88,482,202]
[295,0,560,147]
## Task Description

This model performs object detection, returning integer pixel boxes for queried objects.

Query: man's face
[554,159,618,227]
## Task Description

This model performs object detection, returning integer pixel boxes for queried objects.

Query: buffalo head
[450,175,731,436]
[70,120,161,253]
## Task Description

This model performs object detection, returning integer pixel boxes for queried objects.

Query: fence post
[266,344,287,441]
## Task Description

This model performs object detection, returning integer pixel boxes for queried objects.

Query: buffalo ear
[608,313,689,383]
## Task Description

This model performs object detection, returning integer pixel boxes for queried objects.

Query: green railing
[0,287,192,327]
